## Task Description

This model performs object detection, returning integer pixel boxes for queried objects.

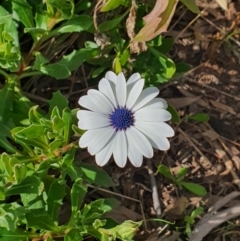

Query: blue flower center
[109,107,134,131]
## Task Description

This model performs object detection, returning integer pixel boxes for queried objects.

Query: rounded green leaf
[180,181,207,196]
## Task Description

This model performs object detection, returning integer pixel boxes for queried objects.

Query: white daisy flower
[77,71,174,168]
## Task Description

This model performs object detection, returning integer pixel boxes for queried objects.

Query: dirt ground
[23,1,240,240]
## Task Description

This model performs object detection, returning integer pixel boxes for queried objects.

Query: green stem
[0,69,10,80]
[18,71,42,80]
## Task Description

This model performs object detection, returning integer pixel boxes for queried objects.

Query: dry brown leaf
[134,0,179,42]
[126,0,147,53]
[126,0,137,40]
[202,129,219,141]
[232,156,240,170]
[166,96,201,109]
[104,206,141,223]
[163,196,189,221]
[215,0,228,10]
[209,99,236,114]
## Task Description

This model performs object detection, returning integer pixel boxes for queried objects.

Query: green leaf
[48,91,69,116]
[45,0,74,21]
[61,146,76,169]
[60,48,100,72]
[0,203,26,231]
[185,223,192,238]
[35,6,48,30]
[64,228,83,241]
[14,124,46,138]
[180,0,200,14]
[1,131,23,153]
[98,220,142,241]
[120,49,130,66]
[157,165,175,180]
[0,227,31,240]
[33,52,49,69]
[91,66,108,78]
[52,116,65,130]
[34,48,99,79]
[154,37,174,53]
[21,193,46,215]
[176,167,188,181]
[5,176,44,196]
[62,108,72,145]
[98,11,129,32]
[100,198,120,213]
[56,15,93,34]
[81,198,120,223]
[14,164,27,184]
[101,0,127,12]
[40,62,71,79]
[180,181,207,196]
[25,212,61,232]
[70,179,87,218]
[0,186,5,201]
[191,207,204,219]
[167,104,180,124]
[72,124,85,136]
[79,163,115,187]
[47,179,66,222]
[0,81,15,123]
[158,53,176,79]
[175,62,192,74]
[12,0,34,28]
[187,113,210,123]
[0,6,19,46]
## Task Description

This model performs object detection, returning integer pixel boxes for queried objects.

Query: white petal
[126,127,153,158]
[135,109,171,122]
[113,131,127,168]
[127,73,141,86]
[126,133,143,167]
[105,71,117,84]
[141,98,168,110]
[135,121,174,137]
[98,78,117,107]
[77,110,106,119]
[79,96,105,113]
[95,137,114,166]
[135,124,170,150]
[79,130,93,148]
[88,89,114,114]
[77,110,110,130]
[132,87,159,111]
[88,127,115,155]
[116,73,127,107]
[126,73,142,96]
[126,79,144,109]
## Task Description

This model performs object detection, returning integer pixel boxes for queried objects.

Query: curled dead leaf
[134,0,179,42]
[162,196,189,221]
[126,0,147,54]
[165,96,201,109]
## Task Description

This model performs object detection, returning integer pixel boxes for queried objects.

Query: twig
[178,127,212,169]
[147,159,161,217]
[185,76,240,101]
[174,0,215,42]
[190,192,240,241]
